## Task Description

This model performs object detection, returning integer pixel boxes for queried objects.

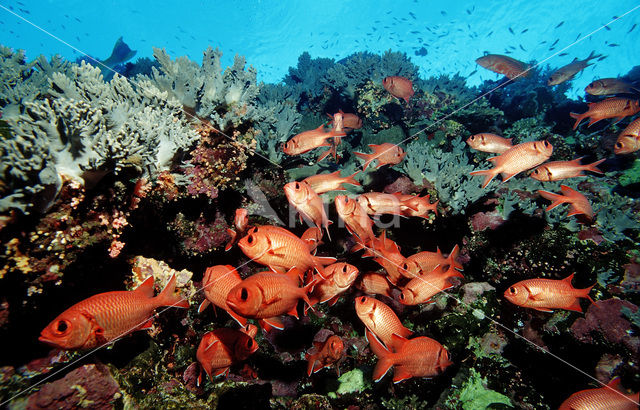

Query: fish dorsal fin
[562,273,575,286]
[392,368,413,384]
[390,333,409,350]
[135,275,155,298]
[261,317,284,331]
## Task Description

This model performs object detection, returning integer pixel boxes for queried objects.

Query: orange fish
[585,78,640,96]
[198,265,247,326]
[283,125,345,156]
[355,296,412,350]
[237,225,335,276]
[548,52,601,86]
[303,170,361,194]
[306,334,345,376]
[400,194,438,218]
[357,192,416,216]
[354,143,406,171]
[475,54,530,80]
[329,110,362,131]
[558,377,639,410]
[470,140,553,188]
[226,268,314,320]
[530,158,605,181]
[39,274,189,350]
[614,117,640,154]
[401,244,462,279]
[284,181,331,238]
[196,325,258,383]
[301,227,323,254]
[382,76,415,103]
[357,272,394,298]
[570,98,640,130]
[334,195,375,245]
[366,330,451,384]
[225,208,249,251]
[538,185,593,220]
[367,232,407,285]
[399,264,464,305]
[466,133,513,154]
[308,263,359,307]
[504,273,595,312]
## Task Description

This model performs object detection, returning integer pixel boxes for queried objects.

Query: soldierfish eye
[246,339,254,349]
[615,142,623,149]
[469,135,475,141]
[247,235,254,244]
[359,296,366,303]
[342,265,348,273]
[240,288,249,301]
[54,319,70,334]
[508,287,517,295]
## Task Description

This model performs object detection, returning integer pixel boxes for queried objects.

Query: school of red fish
[39,63,640,406]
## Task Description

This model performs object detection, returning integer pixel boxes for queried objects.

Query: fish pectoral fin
[261,317,284,331]
[528,290,546,302]
[212,367,229,377]
[532,307,554,313]
[267,246,287,257]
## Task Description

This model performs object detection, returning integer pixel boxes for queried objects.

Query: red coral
[470,210,506,231]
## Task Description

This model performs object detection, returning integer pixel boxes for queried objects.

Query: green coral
[327,367,371,398]
[619,159,640,187]
[453,368,513,409]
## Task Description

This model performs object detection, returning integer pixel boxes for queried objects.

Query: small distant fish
[440,10,446,15]
[409,12,416,19]
[551,39,559,47]
[629,23,637,33]
[555,21,564,28]
[519,45,527,51]
[521,28,528,34]
[466,9,472,15]
[604,25,611,31]
[509,27,514,34]
[559,53,568,56]
[608,43,620,47]
[575,33,582,41]
[382,76,415,103]
[468,69,477,76]
[504,273,595,312]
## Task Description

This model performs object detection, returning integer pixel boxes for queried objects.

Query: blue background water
[1,1,639,97]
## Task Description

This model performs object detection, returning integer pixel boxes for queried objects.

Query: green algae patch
[327,367,371,398]
[619,159,640,187]
[455,368,512,409]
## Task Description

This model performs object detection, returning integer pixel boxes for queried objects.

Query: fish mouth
[38,334,58,347]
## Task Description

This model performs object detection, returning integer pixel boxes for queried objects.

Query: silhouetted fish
[101,37,137,69]
[555,21,564,28]
[629,24,637,33]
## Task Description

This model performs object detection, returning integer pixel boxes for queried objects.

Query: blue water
[2,0,639,97]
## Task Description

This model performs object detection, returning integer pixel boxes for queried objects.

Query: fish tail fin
[345,171,361,186]
[316,148,332,163]
[354,152,373,170]
[579,283,597,306]
[585,158,605,174]
[447,244,463,271]
[469,169,497,188]
[569,112,585,129]
[155,274,190,308]
[301,280,317,315]
[365,330,394,382]
[537,190,568,211]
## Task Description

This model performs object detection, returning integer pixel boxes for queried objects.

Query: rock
[461,282,495,305]
[26,364,121,409]
[571,298,639,356]
[594,353,623,384]
[470,211,505,232]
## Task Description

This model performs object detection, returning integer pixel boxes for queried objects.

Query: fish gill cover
[0,1,640,409]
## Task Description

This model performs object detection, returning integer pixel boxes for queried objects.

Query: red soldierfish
[334,195,375,245]
[366,330,452,384]
[585,78,640,96]
[382,76,415,103]
[283,125,345,156]
[357,192,415,216]
[237,225,335,277]
[306,334,344,376]
[226,268,314,320]
[303,170,361,194]
[570,98,640,130]
[39,274,189,350]
[400,244,463,279]
[558,377,639,410]
[614,117,640,154]
[198,265,247,326]
[357,272,394,298]
[284,181,331,238]
[470,140,553,188]
[400,194,438,218]
[225,208,249,251]
[399,264,464,305]
[466,133,513,154]
[355,296,412,350]
[307,263,359,308]
[504,273,595,312]
[354,143,406,171]
[475,54,530,80]
[547,51,601,86]
[530,158,605,181]
[328,110,362,131]
[196,325,258,383]
[538,185,593,220]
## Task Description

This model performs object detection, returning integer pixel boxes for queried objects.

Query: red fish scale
[71,292,158,346]
[493,141,551,175]
[243,228,319,272]
[516,278,584,310]
[584,98,639,117]
[386,337,446,378]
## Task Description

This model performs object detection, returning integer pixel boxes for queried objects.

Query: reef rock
[26,364,121,409]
